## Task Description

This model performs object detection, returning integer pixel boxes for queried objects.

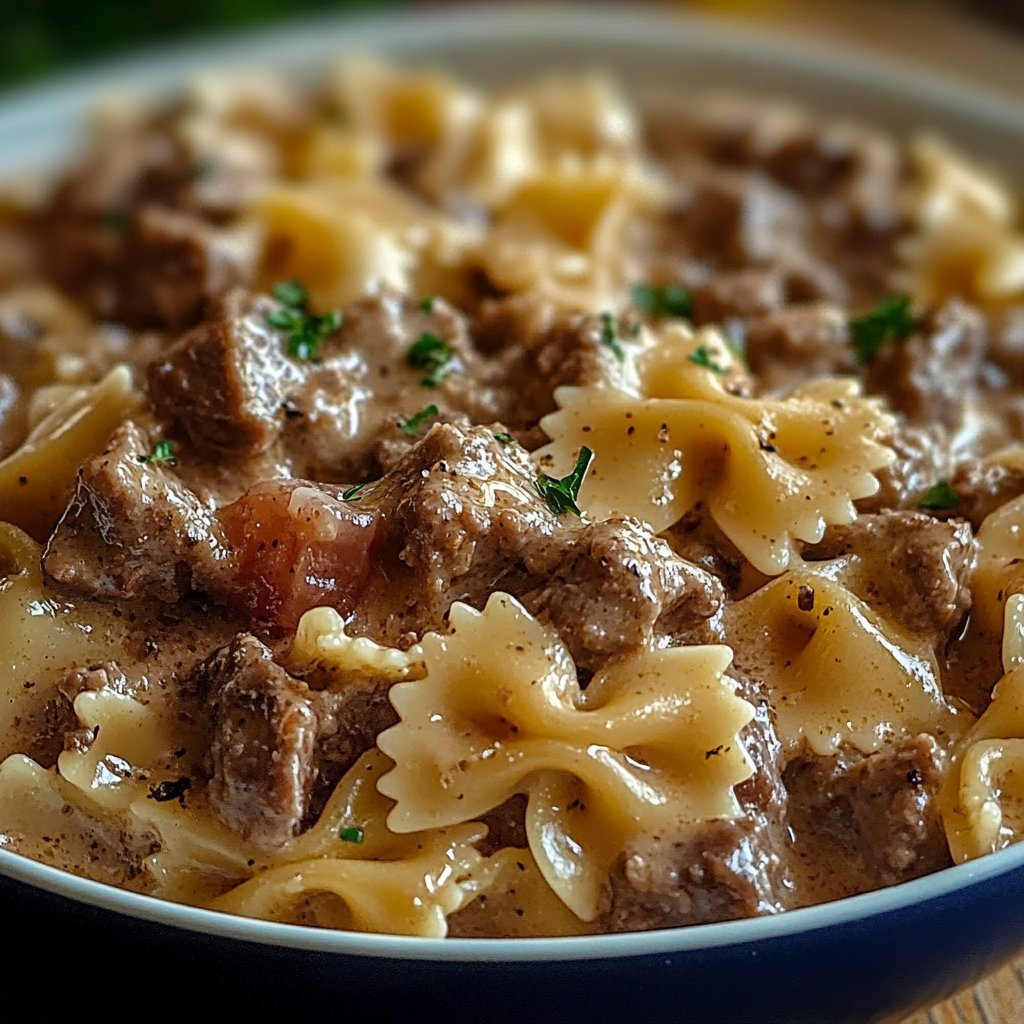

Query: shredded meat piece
[866,299,986,429]
[42,420,229,603]
[785,735,951,889]
[949,456,1024,528]
[744,302,855,394]
[199,634,320,849]
[802,511,973,644]
[149,289,303,456]
[522,518,724,671]
[858,424,952,513]
[474,297,628,444]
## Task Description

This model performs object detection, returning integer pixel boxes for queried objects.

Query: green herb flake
[341,483,366,502]
[535,447,594,517]
[136,439,176,465]
[599,312,625,361]
[917,479,961,511]
[339,826,364,844]
[267,280,343,361]
[687,345,727,374]
[631,282,693,319]
[418,295,436,313]
[189,156,216,182]
[400,404,440,437]
[493,432,515,445]
[99,209,129,235]
[406,331,457,387]
[849,294,919,365]
[271,280,309,309]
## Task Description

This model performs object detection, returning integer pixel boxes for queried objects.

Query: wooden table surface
[899,960,1024,1024]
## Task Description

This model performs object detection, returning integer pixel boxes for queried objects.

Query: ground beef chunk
[784,735,951,888]
[522,518,724,671]
[117,206,251,329]
[664,508,747,595]
[674,168,806,268]
[603,676,790,931]
[949,456,1024,528]
[199,634,320,849]
[802,511,973,644]
[307,678,398,816]
[149,289,303,456]
[368,424,723,660]
[744,303,855,394]
[38,127,259,328]
[474,297,628,442]
[858,423,953,513]
[866,299,986,429]
[42,420,229,603]
[690,267,785,326]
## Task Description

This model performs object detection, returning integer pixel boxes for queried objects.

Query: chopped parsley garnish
[494,432,515,445]
[99,209,129,234]
[189,156,216,182]
[136,439,176,465]
[631,282,693,319]
[418,295,436,313]
[339,825,365,844]
[849,294,919,364]
[535,447,594,517]
[917,479,961,511]
[400,404,439,437]
[599,312,625,361]
[687,345,727,374]
[266,280,343,361]
[406,331,457,387]
[341,483,366,502]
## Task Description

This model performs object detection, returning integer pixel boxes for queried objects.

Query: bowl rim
[2,1,1024,963]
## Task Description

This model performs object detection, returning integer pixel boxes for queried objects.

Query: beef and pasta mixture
[1,60,1023,937]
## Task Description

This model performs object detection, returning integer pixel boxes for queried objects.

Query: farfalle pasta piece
[254,178,478,310]
[970,482,1024,638]
[944,600,1024,863]
[724,571,963,757]
[0,365,143,539]
[377,592,754,921]
[900,135,1024,306]
[208,750,487,936]
[482,160,666,312]
[536,325,895,575]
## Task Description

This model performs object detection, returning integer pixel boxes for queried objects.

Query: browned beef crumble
[801,511,974,646]
[42,420,229,603]
[784,735,951,892]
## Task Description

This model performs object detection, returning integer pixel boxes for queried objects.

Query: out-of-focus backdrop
[2,0,1022,96]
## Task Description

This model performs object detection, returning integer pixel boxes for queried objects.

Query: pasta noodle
[944,599,1024,862]
[537,324,895,575]
[724,571,963,757]
[377,593,754,920]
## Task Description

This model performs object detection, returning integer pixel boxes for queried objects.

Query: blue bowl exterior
[4,858,1023,1023]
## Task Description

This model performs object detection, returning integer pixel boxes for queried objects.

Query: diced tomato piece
[219,481,378,630]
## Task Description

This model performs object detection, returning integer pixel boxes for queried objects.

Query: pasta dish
[1,58,1023,938]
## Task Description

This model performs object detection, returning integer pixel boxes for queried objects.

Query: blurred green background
[0,0,394,89]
